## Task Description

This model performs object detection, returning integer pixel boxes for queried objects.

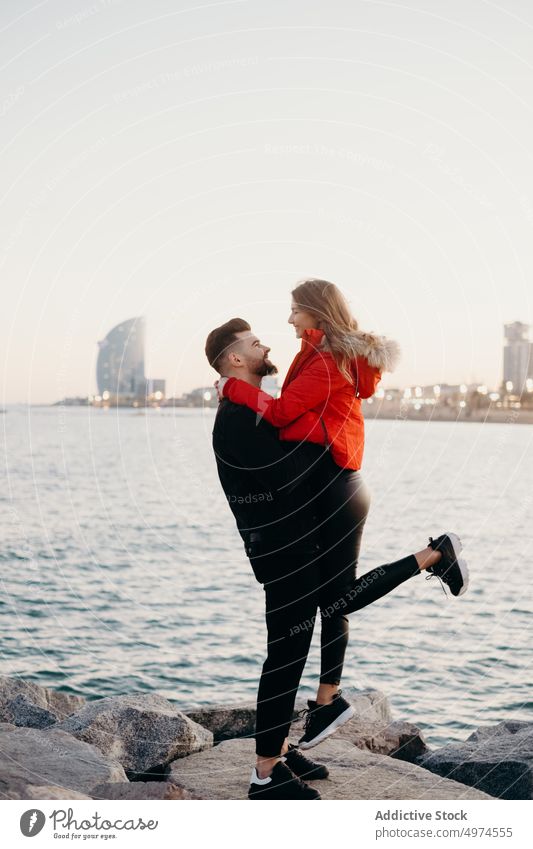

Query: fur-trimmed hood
[307,327,401,373]
[337,329,401,373]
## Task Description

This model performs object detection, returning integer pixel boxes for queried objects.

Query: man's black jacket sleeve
[216,402,327,494]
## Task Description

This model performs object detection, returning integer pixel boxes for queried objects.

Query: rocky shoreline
[0,676,531,800]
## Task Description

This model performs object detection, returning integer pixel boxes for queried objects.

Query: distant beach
[363,404,533,425]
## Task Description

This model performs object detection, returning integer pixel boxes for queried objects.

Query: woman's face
[288,301,319,338]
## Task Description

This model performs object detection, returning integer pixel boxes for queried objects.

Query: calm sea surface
[1,406,532,747]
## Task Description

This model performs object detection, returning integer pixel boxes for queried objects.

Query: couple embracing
[205,278,469,800]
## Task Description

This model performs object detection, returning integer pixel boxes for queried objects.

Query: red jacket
[222,327,388,470]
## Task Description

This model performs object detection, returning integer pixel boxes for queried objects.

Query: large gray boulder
[1,694,57,729]
[419,720,533,799]
[352,719,428,762]
[0,675,85,727]
[54,693,213,776]
[168,737,492,800]
[0,726,127,799]
[91,780,200,800]
[185,703,256,742]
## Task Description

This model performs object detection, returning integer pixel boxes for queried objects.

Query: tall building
[503,322,532,393]
[96,317,165,401]
[145,378,166,398]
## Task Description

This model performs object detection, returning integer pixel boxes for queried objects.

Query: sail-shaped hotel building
[96,317,165,404]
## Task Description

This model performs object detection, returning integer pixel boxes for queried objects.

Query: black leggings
[253,542,421,757]
[317,464,372,685]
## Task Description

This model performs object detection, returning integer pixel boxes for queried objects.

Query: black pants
[251,539,421,757]
[317,464,372,685]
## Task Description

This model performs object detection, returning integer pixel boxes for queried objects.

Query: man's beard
[253,358,278,378]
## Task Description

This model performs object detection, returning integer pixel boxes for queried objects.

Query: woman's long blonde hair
[292,278,363,382]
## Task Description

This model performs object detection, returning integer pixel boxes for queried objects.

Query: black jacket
[212,398,328,580]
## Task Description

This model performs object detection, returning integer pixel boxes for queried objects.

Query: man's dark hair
[205,317,251,373]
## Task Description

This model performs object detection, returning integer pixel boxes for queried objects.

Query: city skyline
[70,315,533,407]
[1,1,533,404]
[2,311,532,406]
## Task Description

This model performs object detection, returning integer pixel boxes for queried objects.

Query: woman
[217,278,467,749]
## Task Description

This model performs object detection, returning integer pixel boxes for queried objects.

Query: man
[205,318,469,800]
[206,318,330,800]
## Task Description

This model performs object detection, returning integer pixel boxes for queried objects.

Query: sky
[1,0,532,403]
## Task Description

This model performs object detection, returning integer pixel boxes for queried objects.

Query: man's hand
[214,376,229,400]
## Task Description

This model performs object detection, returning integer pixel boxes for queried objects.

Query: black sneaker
[298,690,355,750]
[248,761,321,799]
[426,532,469,597]
[282,743,329,779]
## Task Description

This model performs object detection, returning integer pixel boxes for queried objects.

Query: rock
[23,784,93,800]
[2,694,57,729]
[54,693,213,776]
[419,720,533,800]
[183,689,392,745]
[384,720,429,761]
[0,675,85,727]
[185,704,256,742]
[331,719,428,762]
[0,726,127,798]
[91,780,200,800]
[168,737,491,800]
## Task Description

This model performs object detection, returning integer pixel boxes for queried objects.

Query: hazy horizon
[1,0,532,404]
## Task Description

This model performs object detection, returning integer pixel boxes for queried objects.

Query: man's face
[230,331,278,377]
